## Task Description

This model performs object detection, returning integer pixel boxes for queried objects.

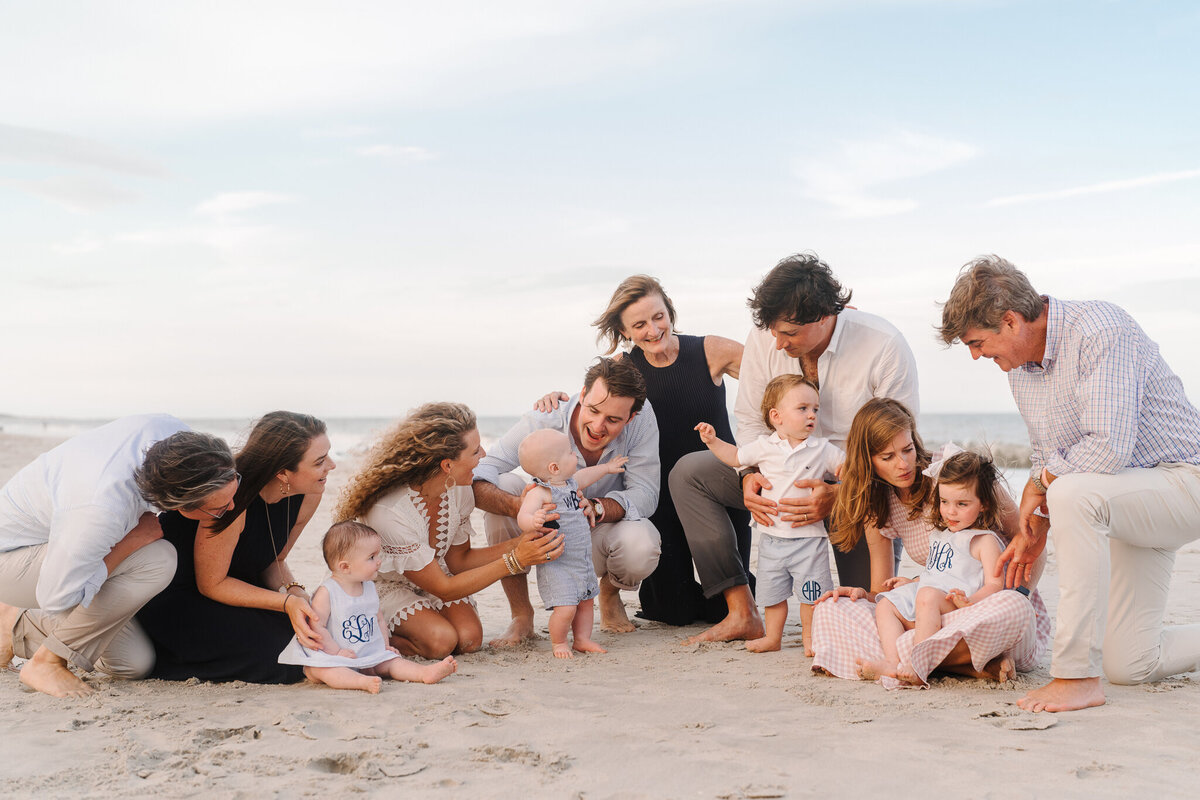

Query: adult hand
[513,527,565,567]
[285,596,323,650]
[742,472,776,527]
[996,525,1048,589]
[777,480,836,527]
[534,391,569,413]
[815,585,867,604]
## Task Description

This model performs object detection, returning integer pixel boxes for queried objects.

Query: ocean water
[1,411,1032,466]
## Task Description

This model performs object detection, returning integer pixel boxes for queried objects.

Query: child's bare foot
[0,602,17,668]
[855,657,898,681]
[488,615,539,648]
[598,583,635,633]
[552,641,573,659]
[421,656,458,684]
[983,654,1016,682]
[804,644,815,658]
[19,649,94,698]
[895,661,923,685]
[572,639,607,655]
[745,635,781,653]
[362,675,383,694]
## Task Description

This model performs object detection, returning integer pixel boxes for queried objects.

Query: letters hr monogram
[926,539,954,572]
[342,614,375,644]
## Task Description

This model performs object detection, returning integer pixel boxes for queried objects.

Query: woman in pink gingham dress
[811,399,1051,686]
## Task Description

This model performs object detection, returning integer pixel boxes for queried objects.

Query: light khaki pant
[484,473,661,591]
[0,539,176,677]
[1048,462,1200,683]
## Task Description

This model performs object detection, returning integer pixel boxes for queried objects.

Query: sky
[2,0,1198,421]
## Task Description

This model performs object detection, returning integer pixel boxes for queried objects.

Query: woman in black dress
[594,277,745,625]
[540,276,746,626]
[138,411,332,683]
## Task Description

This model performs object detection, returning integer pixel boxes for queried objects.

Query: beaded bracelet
[279,581,306,594]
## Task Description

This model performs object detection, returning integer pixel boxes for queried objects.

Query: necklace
[263,494,291,563]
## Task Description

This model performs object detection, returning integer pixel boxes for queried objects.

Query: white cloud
[302,124,377,139]
[0,123,166,175]
[194,191,299,217]
[0,175,140,212]
[987,168,1200,206]
[792,130,977,218]
[0,1,713,129]
[353,144,437,162]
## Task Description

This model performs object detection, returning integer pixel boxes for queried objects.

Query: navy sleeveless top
[627,334,734,494]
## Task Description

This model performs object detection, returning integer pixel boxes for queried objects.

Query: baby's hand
[947,589,971,609]
[386,645,401,656]
[532,507,549,528]
[337,648,356,658]
[694,422,716,444]
[606,455,629,474]
[882,576,913,590]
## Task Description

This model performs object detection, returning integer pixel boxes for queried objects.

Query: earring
[280,478,290,497]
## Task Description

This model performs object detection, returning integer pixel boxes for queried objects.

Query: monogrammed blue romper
[534,478,600,609]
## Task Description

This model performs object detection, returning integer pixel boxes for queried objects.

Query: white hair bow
[922,441,965,481]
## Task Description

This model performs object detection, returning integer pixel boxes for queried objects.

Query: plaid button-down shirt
[1009,296,1200,477]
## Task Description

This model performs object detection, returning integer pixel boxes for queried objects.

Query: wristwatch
[1030,468,1048,495]
[591,498,605,523]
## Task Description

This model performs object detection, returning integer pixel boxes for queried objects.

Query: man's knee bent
[1046,473,1105,524]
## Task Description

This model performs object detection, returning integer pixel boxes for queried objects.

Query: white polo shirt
[737,432,843,539]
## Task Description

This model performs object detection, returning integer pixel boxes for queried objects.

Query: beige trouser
[0,539,176,677]
[484,473,661,591]
[1048,462,1200,683]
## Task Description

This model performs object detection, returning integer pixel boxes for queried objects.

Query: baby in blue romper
[517,429,628,659]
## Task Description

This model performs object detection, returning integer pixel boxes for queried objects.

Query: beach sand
[3,431,1200,799]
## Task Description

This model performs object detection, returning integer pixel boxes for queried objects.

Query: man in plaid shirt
[939,255,1200,713]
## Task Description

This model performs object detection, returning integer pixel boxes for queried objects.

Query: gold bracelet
[509,549,526,573]
[279,581,305,594]
[502,551,520,576]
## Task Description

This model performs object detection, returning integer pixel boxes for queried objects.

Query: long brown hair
[831,398,934,553]
[211,411,327,534]
[336,402,477,522]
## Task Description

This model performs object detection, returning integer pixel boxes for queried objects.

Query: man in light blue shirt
[474,358,661,646]
[940,255,1200,714]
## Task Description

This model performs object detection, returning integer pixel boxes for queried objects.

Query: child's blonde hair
[760,374,819,429]
[928,450,1004,532]
[322,520,380,569]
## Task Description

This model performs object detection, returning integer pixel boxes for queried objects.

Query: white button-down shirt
[734,308,920,450]
[1010,297,1200,476]
[0,414,188,612]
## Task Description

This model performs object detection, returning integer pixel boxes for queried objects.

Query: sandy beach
[3,430,1200,799]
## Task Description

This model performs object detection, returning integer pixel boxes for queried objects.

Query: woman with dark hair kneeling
[138,411,333,684]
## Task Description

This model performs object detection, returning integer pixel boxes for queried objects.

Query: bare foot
[598,583,635,634]
[804,645,815,658]
[421,656,458,684]
[488,615,539,648]
[745,636,781,653]
[982,654,1016,683]
[362,675,383,694]
[1017,677,1105,713]
[0,602,17,668]
[573,638,607,655]
[683,610,765,645]
[19,649,94,698]
[552,641,573,659]
[895,661,923,685]
[855,657,898,681]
